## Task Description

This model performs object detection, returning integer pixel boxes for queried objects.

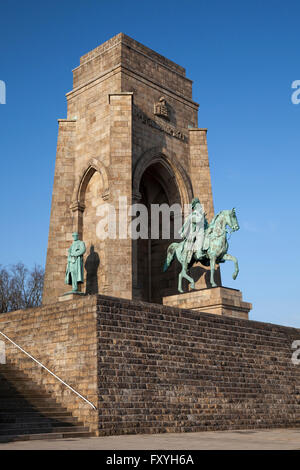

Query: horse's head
[229,207,239,232]
[209,208,239,235]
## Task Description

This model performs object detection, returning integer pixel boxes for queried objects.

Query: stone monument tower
[43,33,251,319]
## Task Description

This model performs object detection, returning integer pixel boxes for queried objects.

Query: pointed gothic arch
[132,147,193,304]
[71,158,109,208]
[132,147,193,206]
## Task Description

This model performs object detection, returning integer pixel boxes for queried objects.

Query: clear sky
[0,0,299,327]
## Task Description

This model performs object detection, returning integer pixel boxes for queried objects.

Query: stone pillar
[189,128,214,220]
[107,93,133,299]
[70,201,85,235]
[132,190,142,299]
[42,119,76,305]
[188,127,221,288]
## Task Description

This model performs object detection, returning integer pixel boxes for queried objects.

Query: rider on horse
[164,198,239,292]
[179,197,209,265]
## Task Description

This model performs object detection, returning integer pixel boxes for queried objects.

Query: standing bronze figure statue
[164,198,240,292]
[65,232,86,293]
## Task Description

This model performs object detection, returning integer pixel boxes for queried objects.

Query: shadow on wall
[85,245,100,295]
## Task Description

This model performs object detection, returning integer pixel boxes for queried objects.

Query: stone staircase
[0,363,94,442]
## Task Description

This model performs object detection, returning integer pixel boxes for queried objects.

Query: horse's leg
[222,253,239,280]
[175,244,184,293]
[178,268,184,293]
[183,266,195,290]
[209,254,217,287]
[178,264,195,292]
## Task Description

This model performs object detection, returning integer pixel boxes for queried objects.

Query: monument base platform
[163,287,252,320]
[58,292,85,302]
[1,294,299,438]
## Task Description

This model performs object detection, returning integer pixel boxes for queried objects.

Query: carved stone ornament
[154,96,169,120]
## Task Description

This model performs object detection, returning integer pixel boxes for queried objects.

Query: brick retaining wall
[96,295,300,435]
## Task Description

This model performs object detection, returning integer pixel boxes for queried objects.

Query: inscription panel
[133,107,187,142]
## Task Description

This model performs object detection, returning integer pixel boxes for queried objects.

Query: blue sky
[0,0,299,327]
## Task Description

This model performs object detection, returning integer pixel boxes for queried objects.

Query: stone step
[0,371,32,378]
[0,373,45,381]
[0,392,54,398]
[0,375,32,380]
[0,363,93,441]
[0,386,57,395]
[0,382,49,389]
[0,405,68,411]
[0,421,86,432]
[0,376,46,384]
[0,397,60,405]
[0,431,95,442]
[0,411,73,418]
[0,416,79,424]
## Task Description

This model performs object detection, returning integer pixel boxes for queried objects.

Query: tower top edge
[78,33,186,77]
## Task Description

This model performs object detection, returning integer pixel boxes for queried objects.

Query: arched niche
[70,160,109,295]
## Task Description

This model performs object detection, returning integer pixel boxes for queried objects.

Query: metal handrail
[0,330,97,410]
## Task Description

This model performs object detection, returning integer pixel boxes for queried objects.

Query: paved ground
[0,428,299,450]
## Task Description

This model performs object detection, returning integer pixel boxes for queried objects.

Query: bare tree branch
[0,263,44,313]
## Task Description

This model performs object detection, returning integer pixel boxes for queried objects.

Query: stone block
[58,292,86,302]
[163,287,252,319]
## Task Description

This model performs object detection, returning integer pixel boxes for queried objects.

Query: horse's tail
[163,243,178,272]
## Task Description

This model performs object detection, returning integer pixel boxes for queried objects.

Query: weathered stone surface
[1,295,299,436]
[58,292,86,302]
[163,287,252,319]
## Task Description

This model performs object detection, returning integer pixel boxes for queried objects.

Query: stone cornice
[74,33,187,80]
[66,64,199,110]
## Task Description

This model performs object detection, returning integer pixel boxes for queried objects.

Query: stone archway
[133,156,189,304]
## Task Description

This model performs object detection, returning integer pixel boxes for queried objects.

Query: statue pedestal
[163,287,252,320]
[58,292,85,302]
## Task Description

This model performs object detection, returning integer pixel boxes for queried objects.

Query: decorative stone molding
[132,190,142,202]
[72,158,110,208]
[70,201,85,213]
[154,96,170,120]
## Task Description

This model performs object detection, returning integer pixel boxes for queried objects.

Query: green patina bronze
[164,198,240,292]
[65,232,86,293]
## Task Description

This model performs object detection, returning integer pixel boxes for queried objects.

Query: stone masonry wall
[96,295,300,435]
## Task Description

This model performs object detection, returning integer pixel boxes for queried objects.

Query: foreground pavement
[0,428,300,450]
